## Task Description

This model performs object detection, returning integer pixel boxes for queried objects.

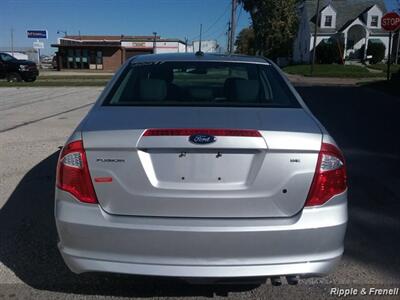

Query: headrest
[150,68,174,83]
[139,79,167,101]
[225,78,259,102]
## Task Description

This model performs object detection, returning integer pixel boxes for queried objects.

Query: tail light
[56,140,97,204]
[305,143,347,207]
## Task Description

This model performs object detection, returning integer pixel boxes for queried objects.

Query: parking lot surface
[0,86,399,299]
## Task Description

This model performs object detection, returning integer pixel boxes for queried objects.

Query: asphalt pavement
[0,84,399,299]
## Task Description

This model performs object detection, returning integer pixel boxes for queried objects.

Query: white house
[293,0,390,63]
[192,40,219,53]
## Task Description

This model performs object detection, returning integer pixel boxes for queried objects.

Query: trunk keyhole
[216,152,222,158]
[179,152,186,158]
[282,189,287,194]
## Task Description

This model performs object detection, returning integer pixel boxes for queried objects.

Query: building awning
[51,44,122,48]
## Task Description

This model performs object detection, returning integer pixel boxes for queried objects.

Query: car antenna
[195,24,204,56]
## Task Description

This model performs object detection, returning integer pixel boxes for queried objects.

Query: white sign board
[33,41,44,49]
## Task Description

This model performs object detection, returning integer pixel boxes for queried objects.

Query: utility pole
[184,37,188,53]
[226,21,231,54]
[10,28,14,56]
[229,0,237,53]
[311,0,321,75]
[395,29,400,64]
[198,24,203,52]
[153,32,157,54]
[387,31,393,80]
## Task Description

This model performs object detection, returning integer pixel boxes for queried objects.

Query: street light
[57,30,68,37]
[153,32,157,54]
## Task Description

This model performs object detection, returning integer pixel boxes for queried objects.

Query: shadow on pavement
[0,151,260,297]
[298,85,400,280]
[0,85,399,296]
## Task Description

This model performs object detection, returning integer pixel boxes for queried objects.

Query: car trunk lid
[82,106,322,218]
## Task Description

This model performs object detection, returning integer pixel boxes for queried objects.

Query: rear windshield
[103,61,300,108]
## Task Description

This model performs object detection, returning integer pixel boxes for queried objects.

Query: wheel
[24,76,37,82]
[6,73,22,82]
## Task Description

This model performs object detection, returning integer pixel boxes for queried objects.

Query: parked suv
[0,52,39,82]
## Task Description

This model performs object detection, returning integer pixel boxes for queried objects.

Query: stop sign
[381,12,400,32]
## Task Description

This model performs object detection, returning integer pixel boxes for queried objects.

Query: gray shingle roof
[304,0,387,34]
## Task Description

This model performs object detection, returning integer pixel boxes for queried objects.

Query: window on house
[371,16,379,27]
[325,15,333,27]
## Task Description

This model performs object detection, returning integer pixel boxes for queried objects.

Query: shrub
[315,40,342,64]
[392,68,400,80]
[367,42,386,64]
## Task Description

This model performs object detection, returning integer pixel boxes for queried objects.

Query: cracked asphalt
[0,85,399,299]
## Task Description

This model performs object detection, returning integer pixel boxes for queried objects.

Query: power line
[210,25,230,42]
[236,3,243,26]
[202,22,229,40]
[189,1,230,41]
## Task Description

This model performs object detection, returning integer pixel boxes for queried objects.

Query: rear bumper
[55,190,347,278]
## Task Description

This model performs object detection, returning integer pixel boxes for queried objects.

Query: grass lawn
[283,64,385,78]
[38,75,112,80]
[0,75,110,87]
[366,63,400,74]
[0,81,108,87]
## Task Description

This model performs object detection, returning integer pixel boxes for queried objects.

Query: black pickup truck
[0,52,39,82]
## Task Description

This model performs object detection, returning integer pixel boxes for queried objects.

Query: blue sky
[0,0,398,55]
[0,0,250,55]
[386,0,400,11]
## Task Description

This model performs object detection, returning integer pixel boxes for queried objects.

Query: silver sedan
[55,53,347,283]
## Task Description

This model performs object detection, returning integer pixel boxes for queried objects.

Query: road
[0,85,399,299]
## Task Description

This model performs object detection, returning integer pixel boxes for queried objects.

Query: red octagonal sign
[381,12,400,32]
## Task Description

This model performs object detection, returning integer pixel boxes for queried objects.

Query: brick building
[51,35,189,72]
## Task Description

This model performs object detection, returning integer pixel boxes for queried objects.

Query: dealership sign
[27,30,48,39]
[381,12,400,32]
[33,41,44,49]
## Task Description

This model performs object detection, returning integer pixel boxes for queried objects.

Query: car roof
[129,53,270,64]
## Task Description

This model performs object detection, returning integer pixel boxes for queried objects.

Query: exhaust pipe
[286,275,299,285]
[270,276,282,286]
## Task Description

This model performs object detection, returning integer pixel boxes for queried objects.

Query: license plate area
[139,149,263,189]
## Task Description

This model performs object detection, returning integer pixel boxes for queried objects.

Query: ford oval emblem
[189,134,216,145]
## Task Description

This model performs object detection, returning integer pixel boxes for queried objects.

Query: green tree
[239,0,299,59]
[235,27,256,55]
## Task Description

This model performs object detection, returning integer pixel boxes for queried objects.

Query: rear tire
[6,73,22,83]
[24,76,37,82]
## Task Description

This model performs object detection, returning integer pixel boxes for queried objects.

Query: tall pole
[395,29,400,64]
[387,31,393,81]
[10,28,14,56]
[198,24,202,52]
[185,37,188,53]
[311,0,321,75]
[229,0,237,53]
[227,21,231,54]
[153,32,157,54]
